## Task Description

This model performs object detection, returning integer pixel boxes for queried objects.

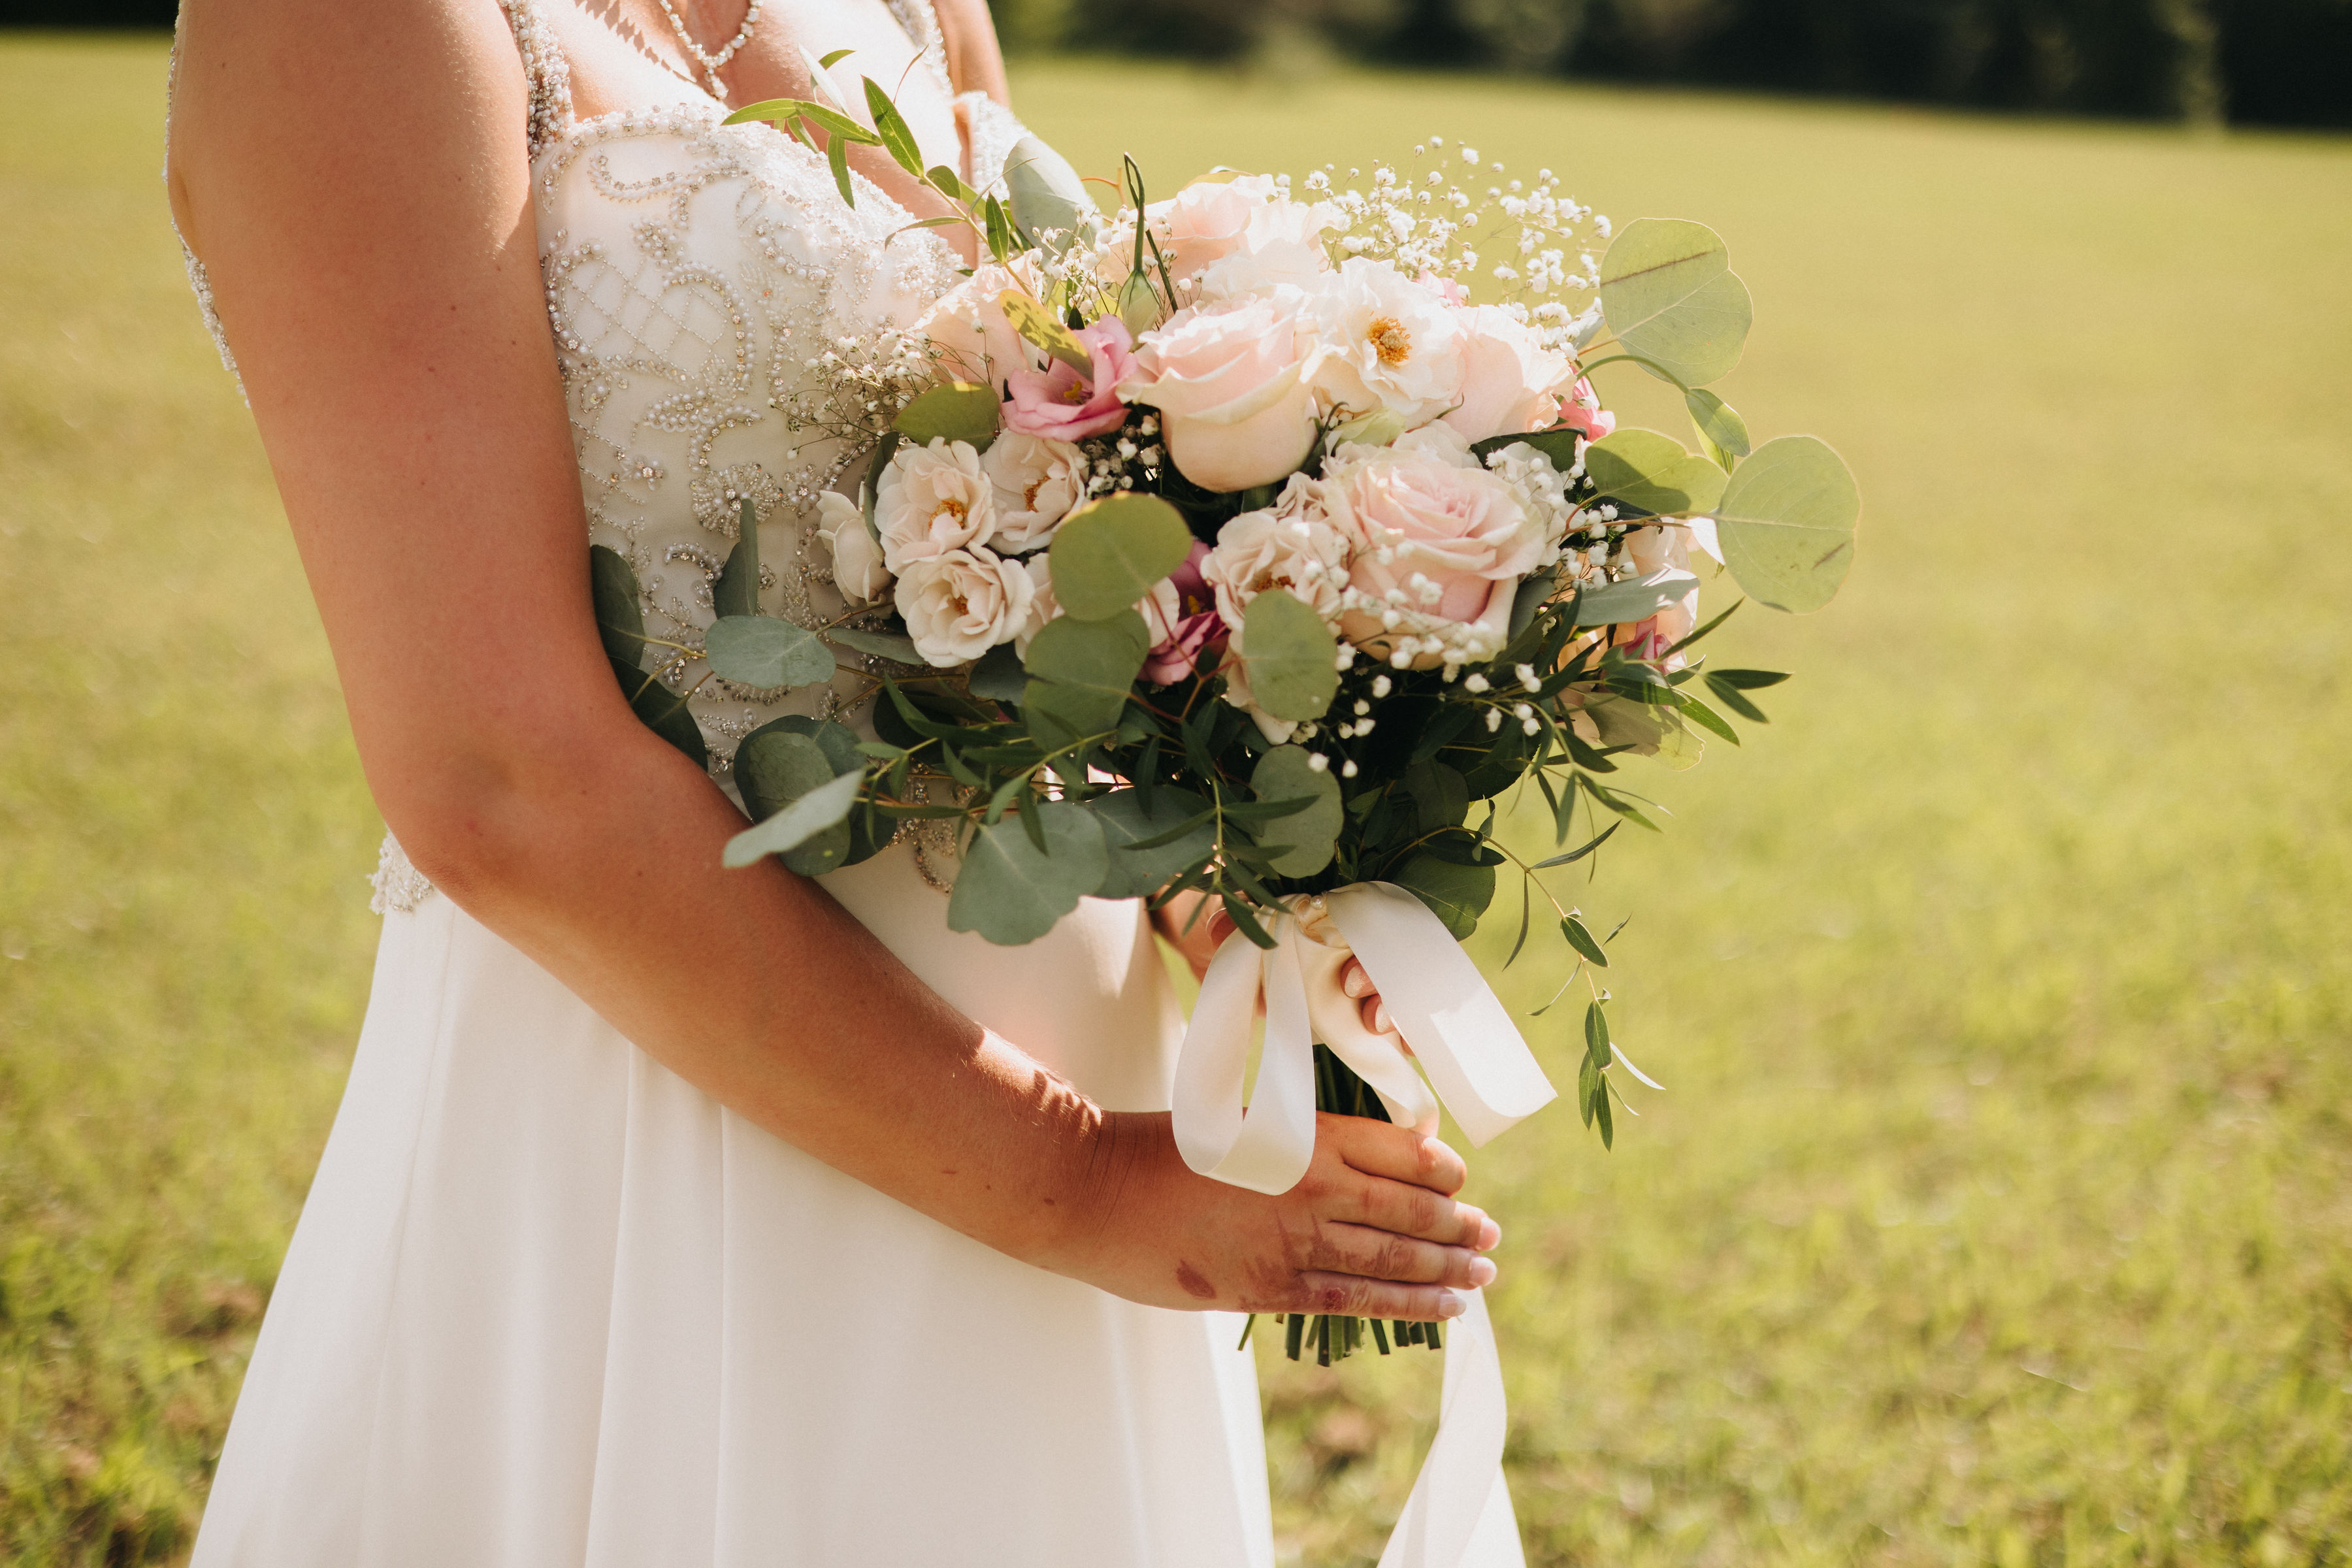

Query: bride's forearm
[394,712,1110,1271]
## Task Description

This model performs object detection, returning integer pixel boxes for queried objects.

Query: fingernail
[1342,969,1369,998]
[1437,1291,1467,1318]
[1468,1256,1497,1287]
[1372,1004,1392,1033]
[1480,1218,1503,1251]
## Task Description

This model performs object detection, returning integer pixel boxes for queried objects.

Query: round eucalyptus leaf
[1710,435,1860,613]
[1004,135,1096,251]
[948,800,1110,945]
[1572,566,1700,629]
[825,626,924,666]
[608,655,707,768]
[1599,218,1752,388]
[892,384,1000,448]
[1089,788,1215,900]
[1249,746,1342,878]
[591,544,648,667]
[1583,429,1729,517]
[1022,609,1149,749]
[1045,495,1195,621]
[721,768,864,870]
[1389,851,1497,939]
[705,615,836,689]
[732,729,855,875]
[1239,590,1339,723]
[965,643,1028,704]
[1684,387,1751,465]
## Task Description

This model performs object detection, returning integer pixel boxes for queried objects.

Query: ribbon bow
[1171,880,1556,1568]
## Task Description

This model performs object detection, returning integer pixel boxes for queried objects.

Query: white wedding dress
[177,4,1275,1563]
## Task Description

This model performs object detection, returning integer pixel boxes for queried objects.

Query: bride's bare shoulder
[170,0,529,251]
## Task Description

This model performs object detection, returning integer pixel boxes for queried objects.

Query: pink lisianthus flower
[1139,541,1228,685]
[1003,318,1137,442]
[1557,376,1615,439]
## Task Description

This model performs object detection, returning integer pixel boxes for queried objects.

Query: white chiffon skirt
[191,845,1274,1567]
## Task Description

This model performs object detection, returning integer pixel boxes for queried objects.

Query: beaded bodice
[169,0,1038,913]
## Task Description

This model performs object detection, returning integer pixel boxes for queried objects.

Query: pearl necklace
[653,0,764,97]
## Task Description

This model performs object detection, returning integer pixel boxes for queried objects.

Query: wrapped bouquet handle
[1171,880,1556,1568]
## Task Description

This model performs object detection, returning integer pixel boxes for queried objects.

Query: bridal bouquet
[593,80,1859,1379]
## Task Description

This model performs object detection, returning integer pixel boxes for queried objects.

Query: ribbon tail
[1171,915,1319,1196]
[1376,1288,1522,1568]
[1327,883,1557,1147]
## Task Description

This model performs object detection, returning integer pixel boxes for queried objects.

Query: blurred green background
[3,31,2349,1568]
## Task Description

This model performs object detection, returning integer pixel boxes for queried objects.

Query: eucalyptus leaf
[948,800,1110,945]
[966,643,1028,703]
[590,544,649,668]
[1390,852,1495,939]
[1045,495,1194,621]
[825,131,854,208]
[721,768,864,868]
[732,730,854,875]
[861,78,925,177]
[998,289,1092,374]
[826,626,924,664]
[1003,134,1095,250]
[610,657,708,766]
[1022,609,1149,747]
[712,526,760,622]
[1684,387,1751,465]
[1239,591,1339,723]
[1509,567,1558,640]
[1562,913,1610,968]
[1249,747,1341,877]
[893,383,1000,448]
[1090,788,1216,899]
[704,615,835,689]
[1470,428,1583,473]
[1597,218,1752,388]
[1584,429,1728,517]
[1708,435,1861,613]
[1573,566,1701,629]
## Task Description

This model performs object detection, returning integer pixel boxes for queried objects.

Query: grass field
[2,32,2349,1567]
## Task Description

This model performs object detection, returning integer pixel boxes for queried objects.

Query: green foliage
[947,801,1110,943]
[1044,493,1194,619]
[1597,219,1752,389]
[1249,747,1342,877]
[1021,608,1150,747]
[1003,134,1096,246]
[892,383,1000,447]
[702,615,835,690]
[1710,436,1862,615]
[1581,428,1727,516]
[1237,589,1340,722]
[1090,788,1218,898]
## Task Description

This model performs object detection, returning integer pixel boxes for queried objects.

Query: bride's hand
[1062,1111,1500,1320]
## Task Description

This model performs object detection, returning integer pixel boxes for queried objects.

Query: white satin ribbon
[1171,879,1553,1568]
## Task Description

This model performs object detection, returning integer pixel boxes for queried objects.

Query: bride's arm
[169,0,1495,1319]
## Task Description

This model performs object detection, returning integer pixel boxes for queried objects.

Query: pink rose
[1137,541,1227,684]
[913,260,1046,386]
[1442,304,1578,444]
[1557,376,1615,440]
[1003,319,1137,442]
[1121,295,1320,494]
[1320,429,1544,664]
[1145,174,1328,284]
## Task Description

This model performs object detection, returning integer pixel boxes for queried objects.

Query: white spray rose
[875,438,995,573]
[981,433,1086,552]
[1201,477,1351,630]
[1305,259,1470,431]
[894,547,1036,668]
[818,491,890,602]
[1014,553,1062,657]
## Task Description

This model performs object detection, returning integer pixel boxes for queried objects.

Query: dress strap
[495,0,576,159]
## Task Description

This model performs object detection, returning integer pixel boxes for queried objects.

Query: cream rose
[817,491,890,602]
[1441,303,1578,444]
[894,547,1036,668]
[1321,429,1543,663]
[1120,293,1320,494]
[981,433,1085,552]
[1146,174,1333,284]
[875,438,995,573]
[1305,259,1469,431]
[1201,478,1351,630]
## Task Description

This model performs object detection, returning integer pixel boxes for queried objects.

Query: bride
[164,0,1501,1560]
